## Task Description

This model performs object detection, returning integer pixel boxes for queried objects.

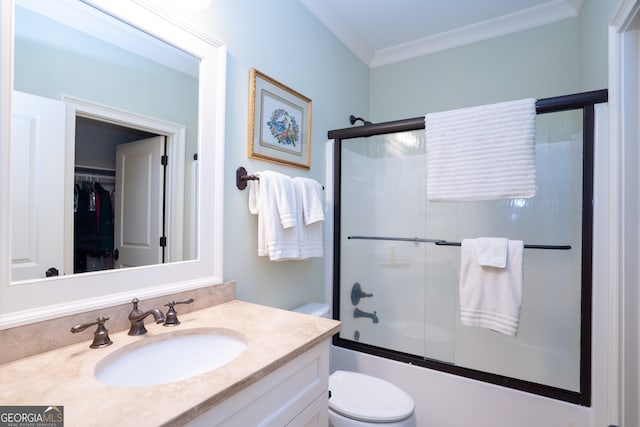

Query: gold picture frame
[248,68,312,169]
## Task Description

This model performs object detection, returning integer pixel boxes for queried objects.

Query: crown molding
[371,0,582,67]
[300,0,584,68]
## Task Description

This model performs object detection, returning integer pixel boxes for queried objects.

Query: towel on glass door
[425,98,537,201]
[459,238,524,336]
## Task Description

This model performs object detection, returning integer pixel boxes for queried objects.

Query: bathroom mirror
[13,0,200,281]
[0,0,226,328]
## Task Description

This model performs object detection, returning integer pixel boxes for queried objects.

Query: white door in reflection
[11,91,65,280]
[114,136,166,268]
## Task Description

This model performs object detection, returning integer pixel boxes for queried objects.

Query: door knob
[45,267,59,277]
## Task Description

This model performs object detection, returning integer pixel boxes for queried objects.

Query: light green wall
[173,0,370,309]
[192,0,617,310]
[580,0,619,90]
[369,0,618,121]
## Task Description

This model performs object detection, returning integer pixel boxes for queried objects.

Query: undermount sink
[95,328,247,387]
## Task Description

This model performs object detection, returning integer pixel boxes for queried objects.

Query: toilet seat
[329,370,415,423]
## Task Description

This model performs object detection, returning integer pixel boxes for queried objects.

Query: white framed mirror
[0,0,226,328]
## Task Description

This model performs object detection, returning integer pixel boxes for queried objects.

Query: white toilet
[293,303,417,427]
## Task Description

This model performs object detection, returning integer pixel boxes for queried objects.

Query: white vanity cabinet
[185,339,330,427]
[0,300,340,426]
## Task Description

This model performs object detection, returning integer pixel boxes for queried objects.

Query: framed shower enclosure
[328,89,608,405]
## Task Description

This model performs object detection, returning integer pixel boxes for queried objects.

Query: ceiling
[298,0,584,68]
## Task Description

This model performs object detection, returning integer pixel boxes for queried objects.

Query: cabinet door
[286,394,329,427]
[184,340,330,427]
[11,91,66,281]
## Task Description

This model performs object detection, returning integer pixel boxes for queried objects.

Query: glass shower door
[336,108,586,398]
[338,130,431,356]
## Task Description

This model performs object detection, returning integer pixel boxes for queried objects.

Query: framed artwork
[248,68,312,169]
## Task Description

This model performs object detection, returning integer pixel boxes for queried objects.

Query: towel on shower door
[248,171,300,261]
[459,238,524,336]
[425,98,537,201]
[293,177,324,258]
[475,237,508,268]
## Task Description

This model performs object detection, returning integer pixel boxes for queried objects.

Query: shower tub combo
[328,90,608,412]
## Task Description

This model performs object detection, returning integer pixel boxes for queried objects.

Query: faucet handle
[351,282,373,305]
[163,298,194,326]
[70,316,113,349]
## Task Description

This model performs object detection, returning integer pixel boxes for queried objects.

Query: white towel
[248,179,262,250]
[293,177,325,225]
[425,98,537,201]
[476,237,508,268]
[293,177,324,258]
[248,171,300,261]
[459,238,524,336]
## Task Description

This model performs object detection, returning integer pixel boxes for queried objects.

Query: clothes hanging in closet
[74,181,114,273]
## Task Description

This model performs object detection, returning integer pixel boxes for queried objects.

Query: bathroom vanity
[0,301,340,426]
[0,2,341,424]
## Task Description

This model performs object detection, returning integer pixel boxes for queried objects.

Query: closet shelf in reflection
[74,166,116,183]
[75,165,116,176]
[347,235,571,250]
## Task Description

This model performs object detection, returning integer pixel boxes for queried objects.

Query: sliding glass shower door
[339,130,430,357]
[333,100,595,404]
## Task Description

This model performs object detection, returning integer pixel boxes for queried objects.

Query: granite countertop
[0,300,340,426]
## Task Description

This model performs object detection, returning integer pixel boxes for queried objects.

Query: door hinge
[160,236,167,247]
[161,155,168,166]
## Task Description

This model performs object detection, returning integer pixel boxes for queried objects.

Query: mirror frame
[0,0,226,329]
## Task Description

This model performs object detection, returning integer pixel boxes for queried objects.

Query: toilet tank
[293,303,330,318]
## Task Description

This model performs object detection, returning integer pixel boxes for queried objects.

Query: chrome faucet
[354,308,379,324]
[128,298,165,336]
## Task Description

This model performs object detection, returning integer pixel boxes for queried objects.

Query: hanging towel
[248,171,300,261]
[459,238,524,336]
[425,98,537,201]
[293,177,325,225]
[247,179,266,255]
[476,237,508,268]
[293,177,324,258]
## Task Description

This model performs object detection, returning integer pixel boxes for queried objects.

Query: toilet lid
[328,370,415,423]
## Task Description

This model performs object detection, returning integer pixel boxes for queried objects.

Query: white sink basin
[95,328,247,387]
